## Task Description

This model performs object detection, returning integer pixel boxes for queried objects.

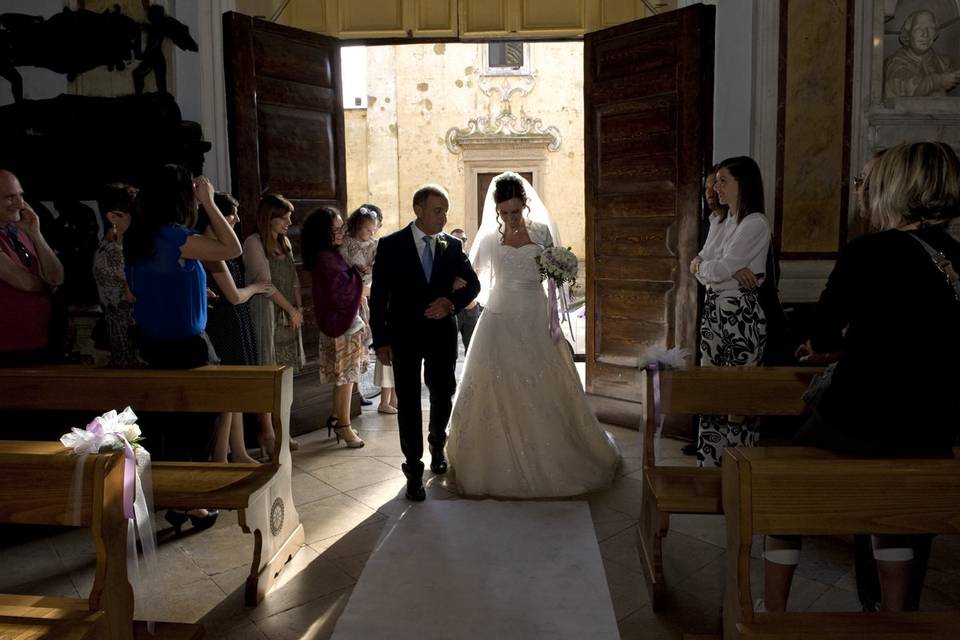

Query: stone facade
[346,42,586,256]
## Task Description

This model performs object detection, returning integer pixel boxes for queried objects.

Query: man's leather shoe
[402,463,426,501]
[429,445,448,475]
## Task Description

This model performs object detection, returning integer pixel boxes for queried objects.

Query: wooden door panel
[252,33,334,86]
[257,108,336,196]
[593,256,675,282]
[596,192,676,219]
[595,219,673,258]
[225,12,346,382]
[597,154,676,194]
[585,5,714,426]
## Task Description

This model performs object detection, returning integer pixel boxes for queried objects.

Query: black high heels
[325,416,339,438]
[164,509,220,534]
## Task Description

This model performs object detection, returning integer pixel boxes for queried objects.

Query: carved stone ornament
[478,74,537,102]
[445,104,562,154]
[883,8,960,98]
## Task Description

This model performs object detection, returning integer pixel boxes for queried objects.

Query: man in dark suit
[369,185,481,501]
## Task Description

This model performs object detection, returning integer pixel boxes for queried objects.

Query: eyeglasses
[2,227,33,269]
[853,174,865,189]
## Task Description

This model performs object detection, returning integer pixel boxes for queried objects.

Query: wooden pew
[0,365,302,607]
[637,366,820,610]
[722,446,960,639]
[0,442,203,639]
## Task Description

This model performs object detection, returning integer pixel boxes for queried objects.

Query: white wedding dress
[446,221,620,498]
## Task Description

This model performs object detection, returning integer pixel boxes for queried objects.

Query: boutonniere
[436,237,448,253]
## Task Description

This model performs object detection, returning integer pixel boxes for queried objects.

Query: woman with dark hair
[691,155,771,467]
[197,192,273,463]
[762,142,960,613]
[302,207,365,448]
[445,172,619,497]
[123,165,241,532]
[93,183,140,367]
[124,166,241,367]
[244,193,306,456]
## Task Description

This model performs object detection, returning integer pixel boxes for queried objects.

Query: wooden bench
[637,366,820,610]
[0,365,302,607]
[0,442,203,639]
[722,446,960,639]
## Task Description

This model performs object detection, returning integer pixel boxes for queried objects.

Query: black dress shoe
[360,396,373,406]
[429,445,448,475]
[401,463,426,501]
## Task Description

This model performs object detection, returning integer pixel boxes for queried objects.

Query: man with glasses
[0,169,64,364]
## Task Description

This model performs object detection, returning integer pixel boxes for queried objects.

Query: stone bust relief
[884,9,960,98]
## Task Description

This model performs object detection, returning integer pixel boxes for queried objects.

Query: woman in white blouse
[689,156,771,466]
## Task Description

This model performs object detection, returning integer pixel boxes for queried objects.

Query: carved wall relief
[883,3,960,98]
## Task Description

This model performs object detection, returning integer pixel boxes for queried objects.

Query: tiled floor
[2,376,958,638]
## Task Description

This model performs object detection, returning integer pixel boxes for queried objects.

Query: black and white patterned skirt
[696,288,767,467]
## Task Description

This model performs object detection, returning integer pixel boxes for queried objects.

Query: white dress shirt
[410,222,436,273]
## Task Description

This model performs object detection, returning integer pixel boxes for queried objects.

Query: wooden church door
[223,12,347,375]
[584,4,715,427]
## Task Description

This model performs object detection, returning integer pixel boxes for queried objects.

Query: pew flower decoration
[638,346,690,370]
[60,406,158,622]
[535,246,578,285]
[60,407,143,455]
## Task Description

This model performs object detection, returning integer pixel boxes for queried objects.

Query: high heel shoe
[334,424,364,448]
[164,509,219,534]
[326,416,339,438]
[164,510,189,533]
[188,509,219,532]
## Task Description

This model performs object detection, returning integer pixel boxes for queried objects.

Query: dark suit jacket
[369,224,481,350]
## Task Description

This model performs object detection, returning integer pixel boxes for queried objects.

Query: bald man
[0,170,64,364]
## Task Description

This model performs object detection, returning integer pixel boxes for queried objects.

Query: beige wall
[349,42,585,255]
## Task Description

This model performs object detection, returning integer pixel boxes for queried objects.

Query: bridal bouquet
[536,246,578,285]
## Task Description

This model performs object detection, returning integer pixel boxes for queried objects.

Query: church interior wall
[0,0,68,105]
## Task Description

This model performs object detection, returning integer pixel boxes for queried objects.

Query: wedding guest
[244,193,305,456]
[302,207,365,448]
[0,169,64,365]
[450,228,481,353]
[93,183,141,367]
[340,205,390,410]
[358,203,399,414]
[124,165,241,532]
[197,192,273,463]
[762,141,960,613]
[690,156,771,467]
[682,167,728,456]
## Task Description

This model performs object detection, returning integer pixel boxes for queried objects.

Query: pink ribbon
[548,278,562,343]
[121,440,136,519]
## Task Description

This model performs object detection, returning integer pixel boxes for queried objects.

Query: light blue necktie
[421,235,434,281]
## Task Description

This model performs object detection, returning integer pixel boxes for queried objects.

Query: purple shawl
[312,249,363,338]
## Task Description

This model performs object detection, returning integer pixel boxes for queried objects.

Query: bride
[446,173,620,498]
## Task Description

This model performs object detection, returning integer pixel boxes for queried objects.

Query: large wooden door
[584,5,714,426]
[223,12,346,371]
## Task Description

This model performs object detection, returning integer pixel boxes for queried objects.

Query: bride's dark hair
[493,175,530,241]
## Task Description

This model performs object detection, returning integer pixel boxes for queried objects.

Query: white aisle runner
[331,500,620,640]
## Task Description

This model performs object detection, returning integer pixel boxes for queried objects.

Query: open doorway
[339,41,586,353]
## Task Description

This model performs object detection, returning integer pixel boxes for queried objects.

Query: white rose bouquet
[535,246,578,286]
